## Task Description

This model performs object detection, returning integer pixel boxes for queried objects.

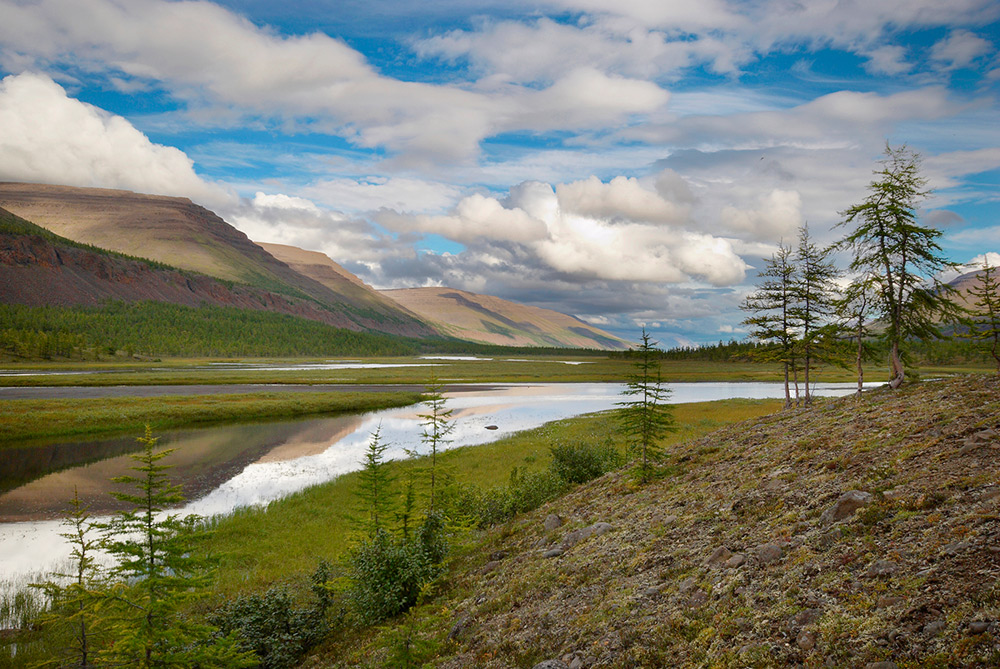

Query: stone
[883,487,907,501]
[543,548,564,558]
[481,560,502,574]
[569,658,583,669]
[796,630,816,651]
[533,661,570,669]
[876,596,904,609]
[980,486,1000,502]
[968,621,992,635]
[687,590,708,608]
[865,663,898,669]
[943,541,971,556]
[543,514,564,532]
[923,620,946,636]
[489,550,508,561]
[562,522,612,548]
[795,608,823,627]
[705,546,734,567]
[678,576,698,593]
[821,490,873,525]
[755,542,783,565]
[485,425,499,430]
[643,586,661,597]
[725,553,746,569]
[865,560,900,578]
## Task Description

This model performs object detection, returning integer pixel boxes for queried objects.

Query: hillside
[322,374,1000,667]
[256,241,427,329]
[0,182,432,337]
[381,286,631,350]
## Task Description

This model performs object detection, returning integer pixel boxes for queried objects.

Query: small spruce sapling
[417,379,454,512]
[618,329,676,483]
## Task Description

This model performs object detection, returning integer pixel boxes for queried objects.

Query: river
[0,381,871,585]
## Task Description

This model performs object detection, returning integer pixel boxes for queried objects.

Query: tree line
[740,144,1000,407]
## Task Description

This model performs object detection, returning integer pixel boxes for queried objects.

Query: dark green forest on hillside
[0,301,616,360]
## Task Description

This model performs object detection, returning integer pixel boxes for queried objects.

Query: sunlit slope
[381,286,631,350]
[256,242,426,327]
[0,182,432,336]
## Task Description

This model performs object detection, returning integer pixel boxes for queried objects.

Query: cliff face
[0,183,434,337]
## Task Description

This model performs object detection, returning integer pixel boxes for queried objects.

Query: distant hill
[949,266,991,311]
[0,182,432,337]
[380,286,631,350]
[256,242,425,328]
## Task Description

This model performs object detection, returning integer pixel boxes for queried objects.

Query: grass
[0,391,424,446]
[198,397,783,597]
[2,355,994,388]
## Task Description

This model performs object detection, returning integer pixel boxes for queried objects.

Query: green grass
[199,398,783,597]
[0,391,424,446]
[4,355,990,388]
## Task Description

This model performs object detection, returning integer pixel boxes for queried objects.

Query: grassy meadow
[199,397,785,597]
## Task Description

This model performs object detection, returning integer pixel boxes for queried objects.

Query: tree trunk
[888,340,905,388]
[856,322,864,398]
[783,361,791,409]
[804,347,811,406]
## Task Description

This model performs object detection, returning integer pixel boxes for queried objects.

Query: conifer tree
[741,242,801,407]
[793,224,839,405]
[98,426,251,668]
[34,488,103,668]
[417,380,454,512]
[963,259,1000,373]
[353,423,395,537]
[618,329,676,483]
[837,143,962,388]
[835,273,880,397]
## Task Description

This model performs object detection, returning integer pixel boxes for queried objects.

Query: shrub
[346,515,448,626]
[209,587,325,669]
[549,440,623,484]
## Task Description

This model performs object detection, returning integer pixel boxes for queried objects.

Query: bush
[346,515,448,626]
[209,586,326,669]
[549,440,623,484]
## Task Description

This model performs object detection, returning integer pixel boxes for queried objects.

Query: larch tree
[353,423,395,538]
[963,259,1000,373]
[836,143,962,388]
[792,223,839,405]
[617,329,676,483]
[99,426,251,668]
[834,273,880,397]
[741,241,801,408]
[417,379,454,513]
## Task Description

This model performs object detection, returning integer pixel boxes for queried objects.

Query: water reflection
[0,381,875,581]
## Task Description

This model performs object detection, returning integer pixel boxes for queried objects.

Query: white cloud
[379,176,748,286]
[301,177,462,213]
[0,72,231,206]
[930,30,994,70]
[720,189,803,240]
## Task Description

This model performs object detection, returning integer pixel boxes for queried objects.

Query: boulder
[821,490,872,525]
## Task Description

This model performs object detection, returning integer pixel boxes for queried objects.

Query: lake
[0,381,871,583]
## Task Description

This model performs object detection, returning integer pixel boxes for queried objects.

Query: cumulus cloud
[378,176,748,286]
[720,189,803,240]
[0,72,231,206]
[930,30,994,70]
[0,0,673,165]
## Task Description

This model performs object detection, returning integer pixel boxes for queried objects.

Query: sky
[1,0,999,346]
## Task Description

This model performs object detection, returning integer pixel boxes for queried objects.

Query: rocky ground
[316,374,1000,668]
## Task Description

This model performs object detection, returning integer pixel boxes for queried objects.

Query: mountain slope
[0,182,432,337]
[256,242,425,328]
[381,286,630,350]
[0,205,373,330]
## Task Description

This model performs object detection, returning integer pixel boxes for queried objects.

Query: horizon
[1,0,998,345]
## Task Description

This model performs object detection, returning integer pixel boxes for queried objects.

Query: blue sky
[1,0,999,346]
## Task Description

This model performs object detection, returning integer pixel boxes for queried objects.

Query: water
[0,381,871,582]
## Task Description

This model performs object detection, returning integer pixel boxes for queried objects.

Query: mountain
[949,266,991,311]
[0,182,432,337]
[255,242,424,326]
[380,286,631,350]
